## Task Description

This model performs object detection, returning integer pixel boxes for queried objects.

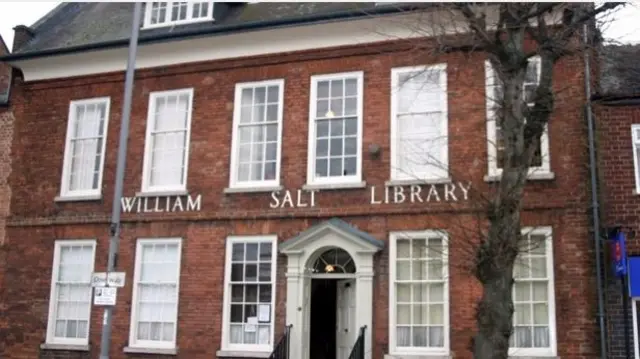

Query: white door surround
[279,219,384,359]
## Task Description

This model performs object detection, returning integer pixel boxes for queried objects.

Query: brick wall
[2,39,597,359]
[595,103,640,358]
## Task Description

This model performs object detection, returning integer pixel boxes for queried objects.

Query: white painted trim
[142,1,215,29]
[508,226,557,357]
[45,239,97,346]
[59,97,111,199]
[141,88,194,194]
[389,64,449,182]
[128,237,183,350]
[388,230,450,356]
[485,57,551,179]
[11,13,440,82]
[306,71,364,186]
[228,79,285,190]
[631,124,640,194]
[221,235,278,353]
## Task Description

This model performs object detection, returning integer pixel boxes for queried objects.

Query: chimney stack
[12,25,34,53]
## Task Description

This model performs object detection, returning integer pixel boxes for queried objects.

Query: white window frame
[390,64,449,182]
[509,226,557,357]
[128,237,183,350]
[306,71,364,186]
[45,239,97,346]
[228,79,285,190]
[220,235,278,353]
[59,97,111,198]
[142,2,215,29]
[631,124,640,193]
[485,57,551,178]
[141,88,194,194]
[388,230,450,356]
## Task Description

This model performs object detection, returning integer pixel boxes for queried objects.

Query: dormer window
[143,2,214,28]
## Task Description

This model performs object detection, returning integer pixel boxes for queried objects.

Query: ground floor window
[45,240,96,346]
[221,235,277,352]
[389,230,449,355]
[129,238,183,349]
[510,227,557,357]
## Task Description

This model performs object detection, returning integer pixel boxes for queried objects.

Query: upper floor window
[307,71,363,187]
[141,88,194,194]
[390,64,448,182]
[59,97,110,199]
[485,56,551,179]
[228,79,284,190]
[143,2,214,28]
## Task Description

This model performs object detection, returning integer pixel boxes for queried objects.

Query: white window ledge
[135,190,189,197]
[123,346,177,355]
[385,354,451,359]
[54,194,102,202]
[484,172,556,182]
[224,186,284,194]
[385,177,452,186]
[302,181,367,191]
[40,343,90,351]
[216,350,272,358]
[509,356,559,359]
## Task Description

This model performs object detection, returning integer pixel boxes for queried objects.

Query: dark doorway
[310,279,337,359]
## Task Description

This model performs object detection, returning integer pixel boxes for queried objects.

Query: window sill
[302,181,367,191]
[508,356,559,359]
[40,343,90,352]
[385,353,451,359]
[385,177,452,186]
[123,346,177,355]
[54,194,102,202]
[216,350,272,358]
[484,172,555,182]
[135,190,189,197]
[224,186,284,194]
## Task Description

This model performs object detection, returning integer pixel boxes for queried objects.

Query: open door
[336,279,356,359]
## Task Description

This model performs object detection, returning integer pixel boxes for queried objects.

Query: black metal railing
[348,325,367,359]
[269,324,292,359]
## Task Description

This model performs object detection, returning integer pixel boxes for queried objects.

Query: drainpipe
[583,22,608,359]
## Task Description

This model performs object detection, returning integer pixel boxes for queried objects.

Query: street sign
[91,272,126,288]
[94,287,117,306]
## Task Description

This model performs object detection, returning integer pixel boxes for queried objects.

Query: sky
[0,1,639,51]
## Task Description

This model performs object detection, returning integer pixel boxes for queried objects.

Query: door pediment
[279,218,384,255]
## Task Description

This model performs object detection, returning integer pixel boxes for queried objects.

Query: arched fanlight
[312,248,356,273]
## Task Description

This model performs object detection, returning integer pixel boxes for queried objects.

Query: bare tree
[370,2,626,359]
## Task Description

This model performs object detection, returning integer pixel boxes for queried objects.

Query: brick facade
[1,37,598,359]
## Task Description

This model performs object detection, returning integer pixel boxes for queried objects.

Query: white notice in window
[258,304,270,322]
[245,317,257,332]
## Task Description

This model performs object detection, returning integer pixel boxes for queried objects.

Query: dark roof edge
[591,92,640,106]
[0,4,416,62]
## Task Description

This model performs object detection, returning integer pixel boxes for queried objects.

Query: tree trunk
[473,269,516,359]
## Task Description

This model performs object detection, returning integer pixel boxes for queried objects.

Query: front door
[336,279,356,359]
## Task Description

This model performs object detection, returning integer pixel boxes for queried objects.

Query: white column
[285,262,302,359]
[357,271,374,359]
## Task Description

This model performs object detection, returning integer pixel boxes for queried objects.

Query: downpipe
[583,23,608,359]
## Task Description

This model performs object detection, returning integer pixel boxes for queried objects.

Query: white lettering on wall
[270,189,318,208]
[120,194,203,213]
[369,181,472,204]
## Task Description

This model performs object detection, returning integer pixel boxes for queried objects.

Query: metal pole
[98,3,142,359]
[623,275,632,359]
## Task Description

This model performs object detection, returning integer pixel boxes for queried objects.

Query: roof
[4,2,423,61]
[598,44,640,99]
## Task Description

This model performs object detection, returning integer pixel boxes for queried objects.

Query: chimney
[12,25,34,53]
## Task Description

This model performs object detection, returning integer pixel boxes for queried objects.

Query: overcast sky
[1,1,639,51]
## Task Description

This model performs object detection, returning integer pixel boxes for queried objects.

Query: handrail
[268,324,293,359]
[347,325,367,359]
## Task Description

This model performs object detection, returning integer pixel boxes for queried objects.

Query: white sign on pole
[94,287,117,306]
[91,272,126,287]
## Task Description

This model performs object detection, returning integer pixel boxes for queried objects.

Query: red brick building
[0,3,600,359]
[0,34,14,300]
[593,44,640,358]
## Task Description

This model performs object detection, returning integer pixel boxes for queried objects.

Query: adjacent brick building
[594,44,640,358]
[0,34,14,299]
[0,3,603,359]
